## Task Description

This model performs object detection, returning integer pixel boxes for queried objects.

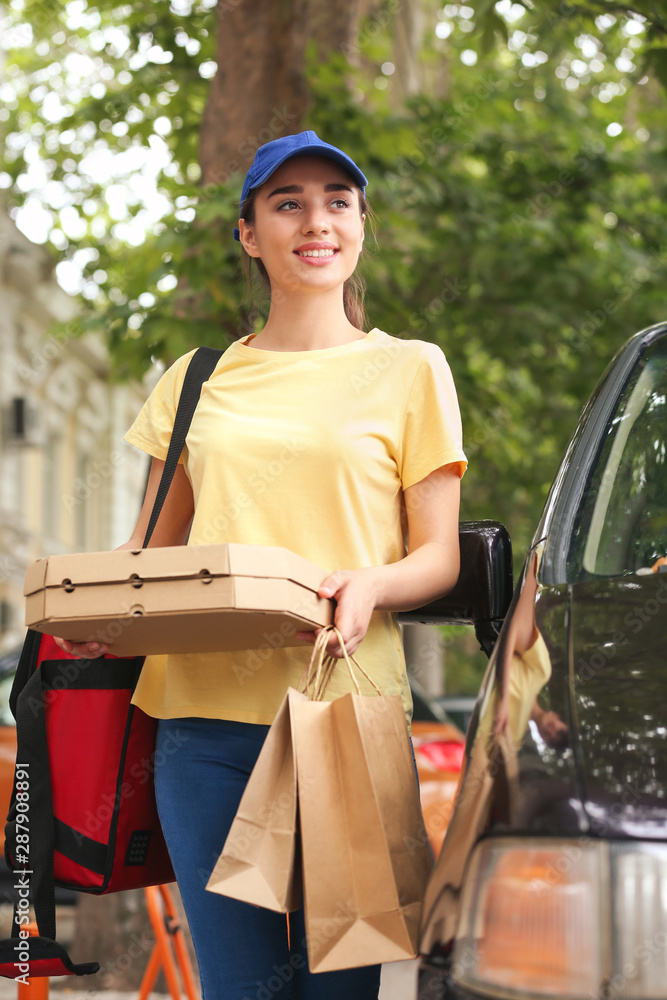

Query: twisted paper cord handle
[297,625,381,700]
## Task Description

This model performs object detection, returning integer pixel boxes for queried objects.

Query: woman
[57,130,467,999]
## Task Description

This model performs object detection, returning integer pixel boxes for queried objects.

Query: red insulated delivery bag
[0,345,223,979]
[0,630,174,979]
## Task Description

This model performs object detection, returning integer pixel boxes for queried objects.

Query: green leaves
[3,0,667,576]
[472,3,510,54]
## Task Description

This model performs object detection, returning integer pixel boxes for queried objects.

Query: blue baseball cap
[233,130,368,241]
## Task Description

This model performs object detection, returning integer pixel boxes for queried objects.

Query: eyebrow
[266,183,354,198]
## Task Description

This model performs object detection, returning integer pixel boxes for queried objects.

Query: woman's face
[238,155,365,295]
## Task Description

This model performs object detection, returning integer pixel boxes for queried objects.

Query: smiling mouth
[294,248,338,258]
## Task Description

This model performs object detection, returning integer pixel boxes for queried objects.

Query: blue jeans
[154,717,383,1000]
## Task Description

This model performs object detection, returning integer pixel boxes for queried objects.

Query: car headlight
[452,838,667,999]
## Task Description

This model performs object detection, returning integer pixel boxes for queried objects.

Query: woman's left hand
[296,567,380,658]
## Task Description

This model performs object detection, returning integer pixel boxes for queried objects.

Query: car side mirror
[397,520,513,656]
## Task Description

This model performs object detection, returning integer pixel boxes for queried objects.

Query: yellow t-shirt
[124,327,467,727]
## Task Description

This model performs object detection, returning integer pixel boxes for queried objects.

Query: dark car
[418,321,667,1000]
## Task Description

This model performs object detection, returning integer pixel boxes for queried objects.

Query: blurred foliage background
[2,0,667,696]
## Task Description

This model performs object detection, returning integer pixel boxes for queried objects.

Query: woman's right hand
[53,636,109,659]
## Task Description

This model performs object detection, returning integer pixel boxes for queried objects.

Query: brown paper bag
[419,727,517,953]
[206,687,306,912]
[292,627,433,973]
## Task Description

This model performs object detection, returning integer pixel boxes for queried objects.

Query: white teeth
[297,249,336,257]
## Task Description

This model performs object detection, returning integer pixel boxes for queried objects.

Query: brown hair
[238,184,372,332]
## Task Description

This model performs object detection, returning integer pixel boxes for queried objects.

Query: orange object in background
[412,718,466,858]
[139,885,198,1000]
[17,923,49,1000]
[409,679,467,859]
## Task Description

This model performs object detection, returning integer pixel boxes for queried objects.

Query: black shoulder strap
[2,345,223,970]
[142,346,223,548]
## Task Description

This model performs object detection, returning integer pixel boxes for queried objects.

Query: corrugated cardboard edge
[24,544,329,594]
[226,544,327,592]
[23,559,47,598]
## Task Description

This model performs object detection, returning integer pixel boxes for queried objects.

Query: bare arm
[371,463,461,611]
[120,457,195,550]
[56,457,195,657]
[299,464,462,657]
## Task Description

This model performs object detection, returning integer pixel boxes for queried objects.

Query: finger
[324,634,358,659]
[318,570,343,598]
[76,643,109,658]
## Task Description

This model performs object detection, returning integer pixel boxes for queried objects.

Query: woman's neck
[250,288,364,351]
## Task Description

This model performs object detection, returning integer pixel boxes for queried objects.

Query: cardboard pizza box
[24,543,334,656]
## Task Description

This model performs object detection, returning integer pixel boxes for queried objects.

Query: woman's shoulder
[155,347,202,383]
[370,329,451,365]
[142,348,202,408]
[166,347,200,372]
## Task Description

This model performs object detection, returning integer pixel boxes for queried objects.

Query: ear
[360,213,366,246]
[238,219,261,258]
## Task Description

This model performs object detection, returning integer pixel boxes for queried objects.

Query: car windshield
[568,337,667,580]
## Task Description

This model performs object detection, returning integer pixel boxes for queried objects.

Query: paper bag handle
[298,625,382,700]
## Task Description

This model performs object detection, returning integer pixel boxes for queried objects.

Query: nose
[301,202,329,236]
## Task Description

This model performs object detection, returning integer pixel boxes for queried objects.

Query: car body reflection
[420,322,667,1000]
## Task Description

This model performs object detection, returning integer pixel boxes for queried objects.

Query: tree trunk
[200,0,364,184]
[174,0,364,329]
[392,0,424,102]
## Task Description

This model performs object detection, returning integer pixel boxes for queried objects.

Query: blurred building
[0,207,151,650]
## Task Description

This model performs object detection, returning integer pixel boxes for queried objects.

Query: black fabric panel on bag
[53,819,107,876]
[12,664,57,942]
[4,630,43,870]
[143,346,223,547]
[0,935,100,977]
[39,657,143,690]
[9,629,42,722]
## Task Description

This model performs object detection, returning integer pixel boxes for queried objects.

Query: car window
[568,338,667,580]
